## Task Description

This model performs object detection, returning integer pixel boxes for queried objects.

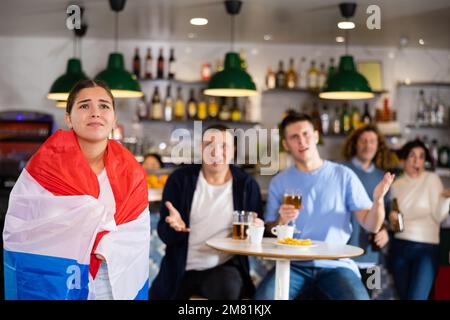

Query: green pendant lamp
[95,0,143,99]
[47,58,88,101]
[47,19,89,102]
[319,3,374,100]
[204,0,257,97]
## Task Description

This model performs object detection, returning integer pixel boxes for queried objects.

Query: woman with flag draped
[3,80,150,300]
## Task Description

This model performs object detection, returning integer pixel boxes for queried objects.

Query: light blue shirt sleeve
[265,176,283,222]
[345,167,373,212]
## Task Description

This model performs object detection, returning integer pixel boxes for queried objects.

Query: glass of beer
[283,189,302,233]
[232,211,255,240]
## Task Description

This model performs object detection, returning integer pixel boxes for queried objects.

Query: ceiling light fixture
[337,21,355,30]
[204,0,257,97]
[336,36,345,43]
[190,17,208,26]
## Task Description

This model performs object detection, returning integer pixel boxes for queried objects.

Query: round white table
[206,237,364,300]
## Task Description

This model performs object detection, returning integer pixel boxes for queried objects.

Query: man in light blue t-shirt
[254,113,394,300]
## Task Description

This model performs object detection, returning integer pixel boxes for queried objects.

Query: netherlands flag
[3,130,150,300]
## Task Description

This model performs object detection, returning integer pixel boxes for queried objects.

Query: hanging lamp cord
[115,11,119,52]
[345,29,349,56]
[230,14,235,51]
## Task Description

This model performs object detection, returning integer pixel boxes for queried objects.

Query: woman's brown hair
[342,124,397,171]
[66,79,115,114]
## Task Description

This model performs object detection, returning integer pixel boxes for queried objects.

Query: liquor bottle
[327,58,336,82]
[197,93,208,121]
[201,63,212,81]
[341,103,351,134]
[151,87,163,120]
[230,98,242,122]
[382,97,391,122]
[276,61,286,89]
[133,47,141,79]
[144,48,153,80]
[429,139,439,168]
[351,105,361,130]
[218,98,230,121]
[438,145,450,167]
[157,47,164,79]
[285,58,298,89]
[136,95,147,119]
[298,57,307,89]
[207,97,219,119]
[320,104,330,135]
[307,60,319,91]
[436,98,446,125]
[317,62,327,90]
[332,107,341,135]
[417,90,427,125]
[174,86,185,120]
[240,49,248,70]
[187,89,197,120]
[390,198,404,233]
[429,96,438,125]
[362,103,372,125]
[168,48,176,80]
[266,67,276,89]
[311,102,322,133]
[164,85,173,122]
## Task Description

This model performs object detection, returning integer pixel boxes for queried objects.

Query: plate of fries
[275,237,317,248]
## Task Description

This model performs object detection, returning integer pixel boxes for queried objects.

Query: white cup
[247,225,265,244]
[271,225,294,240]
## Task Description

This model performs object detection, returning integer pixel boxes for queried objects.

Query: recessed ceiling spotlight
[250,48,259,55]
[419,38,425,45]
[388,52,396,59]
[190,18,208,26]
[337,21,355,30]
[336,36,345,43]
[263,34,272,41]
[187,33,196,39]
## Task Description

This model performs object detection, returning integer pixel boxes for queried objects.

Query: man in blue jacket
[149,124,263,300]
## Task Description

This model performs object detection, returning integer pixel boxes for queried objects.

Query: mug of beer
[283,189,302,209]
[232,211,255,240]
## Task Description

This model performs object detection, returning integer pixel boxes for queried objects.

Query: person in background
[142,153,164,171]
[389,139,450,300]
[3,80,150,300]
[342,125,395,297]
[254,113,394,300]
[149,124,263,300]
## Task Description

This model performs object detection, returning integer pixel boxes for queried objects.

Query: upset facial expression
[356,131,378,163]
[201,130,234,175]
[282,121,319,163]
[404,147,426,178]
[64,87,116,143]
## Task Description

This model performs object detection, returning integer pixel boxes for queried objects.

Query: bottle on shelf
[136,95,147,119]
[230,98,242,122]
[201,63,212,81]
[133,47,141,79]
[164,85,173,122]
[218,98,230,121]
[311,102,322,134]
[174,86,185,120]
[436,98,446,125]
[416,90,427,125]
[187,89,197,120]
[157,47,164,79]
[216,58,224,72]
[207,97,219,119]
[151,86,163,120]
[285,58,298,89]
[362,102,372,125]
[429,139,439,168]
[382,97,392,122]
[240,49,248,70]
[307,60,319,91]
[320,104,330,135]
[298,57,307,89]
[438,144,450,168]
[197,93,208,121]
[266,67,276,89]
[276,60,286,89]
[327,58,336,83]
[332,107,341,135]
[168,48,176,80]
[318,62,327,90]
[341,103,351,134]
[351,105,361,130]
[429,96,438,125]
[144,48,153,80]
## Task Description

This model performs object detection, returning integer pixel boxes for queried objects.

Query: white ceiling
[1,0,450,49]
